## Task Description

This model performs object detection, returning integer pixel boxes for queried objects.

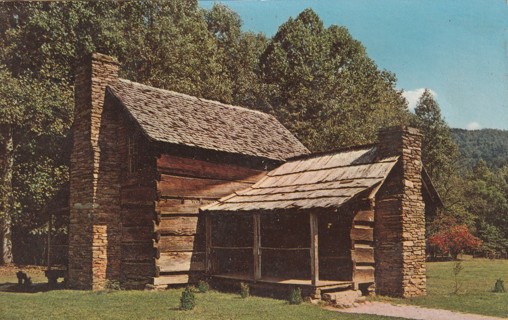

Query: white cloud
[466,121,482,130]
[402,88,437,112]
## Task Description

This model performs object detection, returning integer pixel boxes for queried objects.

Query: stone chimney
[68,53,120,290]
[374,126,426,297]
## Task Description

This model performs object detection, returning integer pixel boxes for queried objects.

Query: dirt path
[333,302,506,320]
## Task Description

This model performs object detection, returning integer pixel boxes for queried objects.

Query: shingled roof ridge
[117,78,272,118]
[287,143,378,162]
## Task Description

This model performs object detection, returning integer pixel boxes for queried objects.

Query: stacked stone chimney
[374,126,426,297]
[68,53,121,290]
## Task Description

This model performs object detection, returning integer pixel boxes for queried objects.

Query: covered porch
[200,146,397,298]
[204,210,355,297]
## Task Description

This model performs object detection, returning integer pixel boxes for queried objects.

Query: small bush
[197,280,209,293]
[104,280,123,291]
[180,287,196,311]
[493,279,506,293]
[240,282,250,299]
[288,287,302,305]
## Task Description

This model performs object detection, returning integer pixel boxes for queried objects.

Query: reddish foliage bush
[429,225,482,259]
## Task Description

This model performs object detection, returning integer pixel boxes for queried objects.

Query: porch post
[253,213,261,280]
[205,214,212,274]
[310,212,319,286]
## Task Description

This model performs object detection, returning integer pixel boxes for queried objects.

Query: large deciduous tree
[260,9,408,151]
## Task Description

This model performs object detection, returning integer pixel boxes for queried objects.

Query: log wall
[153,154,266,286]
[351,208,375,287]
[120,163,158,289]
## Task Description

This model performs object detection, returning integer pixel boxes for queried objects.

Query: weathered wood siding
[351,209,375,286]
[120,142,158,289]
[154,154,265,285]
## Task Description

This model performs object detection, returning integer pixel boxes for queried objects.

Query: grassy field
[0,260,507,319]
[376,259,508,318]
[0,287,395,320]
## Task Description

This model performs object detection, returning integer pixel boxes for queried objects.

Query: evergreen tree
[411,89,459,181]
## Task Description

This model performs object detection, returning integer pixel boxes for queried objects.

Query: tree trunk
[0,124,14,265]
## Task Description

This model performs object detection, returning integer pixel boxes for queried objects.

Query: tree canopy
[260,9,408,151]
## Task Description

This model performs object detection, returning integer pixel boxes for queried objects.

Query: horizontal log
[157,175,251,199]
[157,199,214,215]
[354,210,374,223]
[159,216,202,236]
[158,235,204,252]
[122,262,155,279]
[123,226,153,242]
[121,186,157,205]
[354,266,375,284]
[350,226,374,242]
[153,274,189,285]
[122,167,157,187]
[122,243,155,261]
[157,154,265,183]
[121,207,156,225]
[352,247,375,264]
[157,252,205,273]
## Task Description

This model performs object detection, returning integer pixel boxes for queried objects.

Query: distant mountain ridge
[451,128,508,169]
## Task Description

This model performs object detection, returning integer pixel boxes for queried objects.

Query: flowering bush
[428,225,482,259]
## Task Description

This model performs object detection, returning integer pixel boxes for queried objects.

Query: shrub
[493,279,506,293]
[429,225,482,259]
[288,287,302,305]
[104,280,123,291]
[240,282,250,299]
[179,287,196,311]
[197,280,209,293]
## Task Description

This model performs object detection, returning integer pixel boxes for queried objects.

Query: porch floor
[212,273,353,290]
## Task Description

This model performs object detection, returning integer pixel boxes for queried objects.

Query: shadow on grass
[0,281,66,293]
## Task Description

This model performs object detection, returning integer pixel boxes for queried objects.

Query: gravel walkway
[334,302,506,320]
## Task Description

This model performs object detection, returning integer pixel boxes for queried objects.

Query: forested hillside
[452,128,508,169]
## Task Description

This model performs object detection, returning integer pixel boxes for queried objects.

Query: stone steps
[322,289,367,308]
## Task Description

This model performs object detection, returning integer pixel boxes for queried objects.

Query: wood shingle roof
[108,79,309,161]
[201,146,399,212]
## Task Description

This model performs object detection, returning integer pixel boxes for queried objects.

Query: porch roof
[201,146,398,213]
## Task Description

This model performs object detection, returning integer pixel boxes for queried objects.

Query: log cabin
[53,53,441,299]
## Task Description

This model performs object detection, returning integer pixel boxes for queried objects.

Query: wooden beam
[253,213,261,281]
[309,212,319,286]
[205,215,212,274]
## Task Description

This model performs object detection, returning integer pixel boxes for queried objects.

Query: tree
[205,4,268,108]
[0,66,72,264]
[464,161,508,254]
[428,225,482,259]
[0,1,118,263]
[260,9,408,151]
[119,0,231,102]
[411,90,459,179]
[410,89,470,230]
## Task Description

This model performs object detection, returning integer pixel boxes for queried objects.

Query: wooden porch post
[205,214,212,274]
[253,213,261,280]
[310,212,319,286]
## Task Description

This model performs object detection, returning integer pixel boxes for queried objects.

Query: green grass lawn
[375,259,508,318]
[0,288,397,320]
[1,259,507,319]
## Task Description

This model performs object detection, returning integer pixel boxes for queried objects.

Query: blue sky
[199,0,508,130]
